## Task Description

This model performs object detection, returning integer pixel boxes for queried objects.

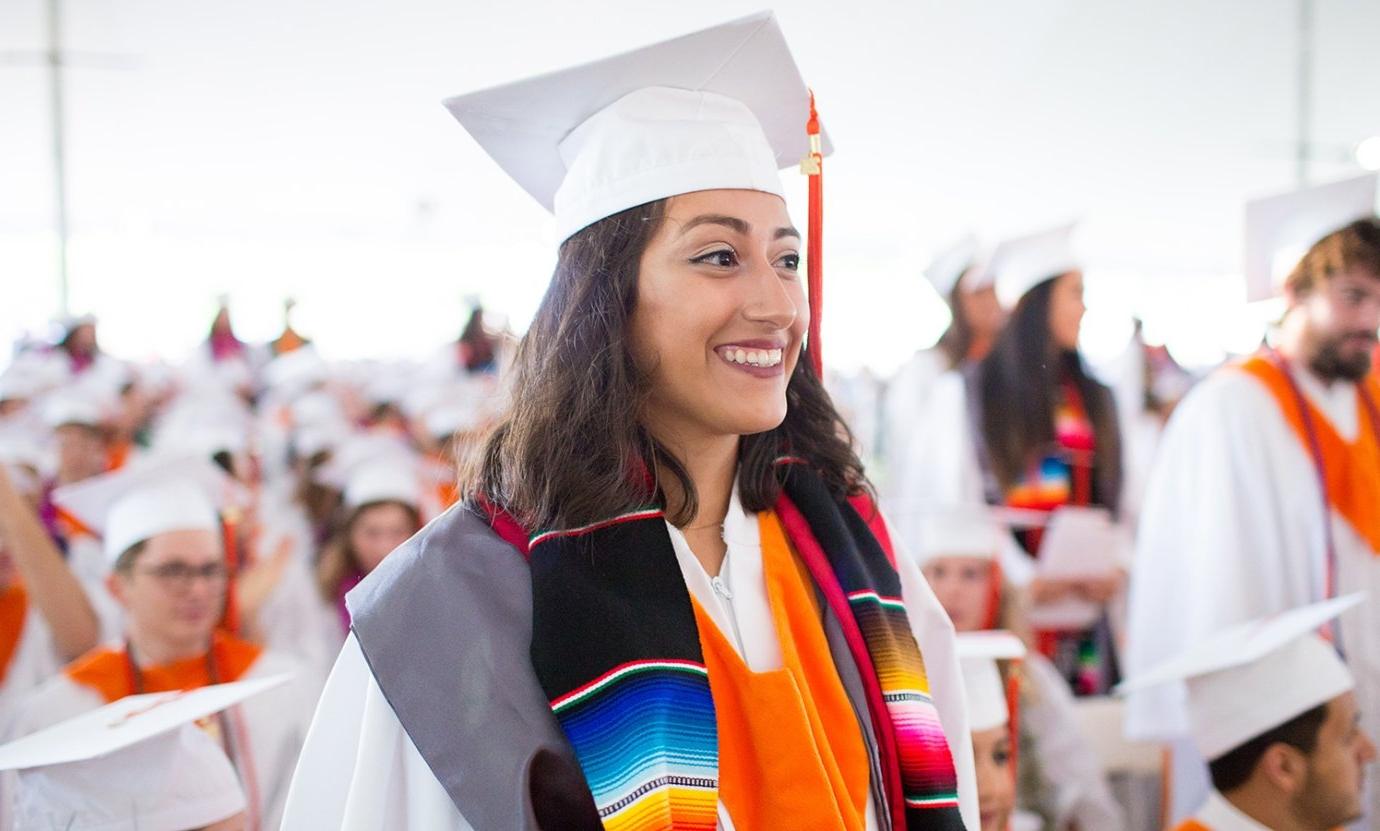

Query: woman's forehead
[663,189,793,228]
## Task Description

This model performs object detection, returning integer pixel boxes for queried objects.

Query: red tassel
[803,90,824,377]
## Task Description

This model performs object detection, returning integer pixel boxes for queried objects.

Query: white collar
[664,487,782,671]
[1194,790,1273,831]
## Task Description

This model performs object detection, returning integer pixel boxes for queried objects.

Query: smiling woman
[283,12,980,831]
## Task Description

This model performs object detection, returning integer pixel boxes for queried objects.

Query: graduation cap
[51,455,245,564]
[1118,594,1361,761]
[912,506,1006,566]
[317,434,424,511]
[444,10,829,243]
[1244,173,1378,303]
[41,385,112,430]
[0,675,289,831]
[988,223,1080,309]
[956,630,1027,732]
[924,234,986,299]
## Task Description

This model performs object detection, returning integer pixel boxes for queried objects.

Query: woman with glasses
[8,456,316,831]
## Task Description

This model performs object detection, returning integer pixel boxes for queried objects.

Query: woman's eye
[777,253,801,271]
[693,249,738,268]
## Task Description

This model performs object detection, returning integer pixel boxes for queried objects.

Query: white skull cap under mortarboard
[924,234,985,299]
[1243,173,1378,304]
[0,675,290,831]
[956,630,1026,732]
[989,223,1080,310]
[1117,594,1362,761]
[51,454,243,564]
[443,10,831,243]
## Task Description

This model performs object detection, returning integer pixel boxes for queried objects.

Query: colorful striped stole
[517,463,964,830]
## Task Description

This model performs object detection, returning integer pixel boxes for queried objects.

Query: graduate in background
[956,631,1044,831]
[285,12,979,829]
[882,235,1002,499]
[1125,175,1380,821]
[10,456,314,830]
[0,458,105,716]
[920,510,1126,830]
[314,445,426,636]
[904,224,1126,697]
[1121,596,1376,831]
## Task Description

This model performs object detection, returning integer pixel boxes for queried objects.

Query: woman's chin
[722,409,787,438]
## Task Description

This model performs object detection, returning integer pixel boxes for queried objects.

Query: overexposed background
[4,0,1379,373]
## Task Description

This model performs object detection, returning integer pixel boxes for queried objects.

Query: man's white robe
[1126,361,1380,822]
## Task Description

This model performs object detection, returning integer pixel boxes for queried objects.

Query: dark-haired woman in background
[904,224,1126,698]
[285,13,979,830]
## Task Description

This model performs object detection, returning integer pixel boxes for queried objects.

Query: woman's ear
[1258,742,1310,795]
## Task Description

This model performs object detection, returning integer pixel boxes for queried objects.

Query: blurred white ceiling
[3,0,1377,371]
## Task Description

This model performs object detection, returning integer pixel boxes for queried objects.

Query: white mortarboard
[914,506,1004,566]
[343,458,424,512]
[42,386,110,430]
[924,234,984,299]
[262,347,328,397]
[1118,594,1362,761]
[0,675,289,831]
[444,10,830,243]
[318,434,423,510]
[0,364,49,403]
[989,223,1079,309]
[0,427,46,496]
[957,630,1027,732]
[52,455,243,564]
[1243,173,1378,303]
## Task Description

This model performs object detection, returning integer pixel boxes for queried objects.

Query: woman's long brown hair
[465,198,870,532]
[976,277,1122,511]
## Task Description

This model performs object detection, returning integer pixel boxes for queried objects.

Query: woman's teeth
[722,347,783,367]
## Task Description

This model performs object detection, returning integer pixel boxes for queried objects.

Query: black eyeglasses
[132,562,229,589]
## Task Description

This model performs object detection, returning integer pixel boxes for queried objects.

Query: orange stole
[0,584,27,684]
[64,631,263,703]
[690,510,871,831]
[1170,821,1210,831]
[1237,356,1380,552]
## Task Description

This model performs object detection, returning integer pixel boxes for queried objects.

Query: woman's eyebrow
[677,214,750,236]
[675,214,800,242]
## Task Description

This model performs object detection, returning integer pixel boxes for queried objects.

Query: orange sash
[1170,821,1210,831]
[64,631,263,703]
[690,510,871,831]
[0,584,27,685]
[1237,356,1380,553]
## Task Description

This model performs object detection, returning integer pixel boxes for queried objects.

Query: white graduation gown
[1125,363,1380,822]
[881,349,951,512]
[0,535,123,726]
[283,494,980,831]
[886,370,1038,587]
[1177,791,1271,831]
[1021,654,1127,830]
[4,648,314,831]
